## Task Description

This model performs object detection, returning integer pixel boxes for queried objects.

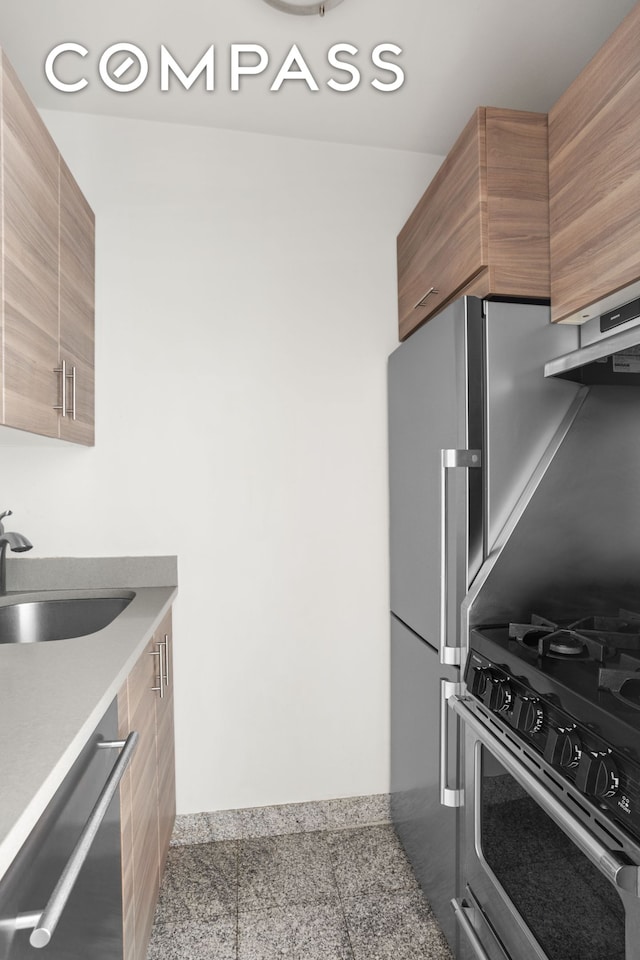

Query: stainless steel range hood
[544,295,640,382]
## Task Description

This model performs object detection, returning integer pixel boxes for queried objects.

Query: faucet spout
[0,510,33,595]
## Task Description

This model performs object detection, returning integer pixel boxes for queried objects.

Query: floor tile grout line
[152,823,440,960]
[235,838,240,960]
[324,832,358,960]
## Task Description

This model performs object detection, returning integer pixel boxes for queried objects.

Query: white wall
[0,110,442,813]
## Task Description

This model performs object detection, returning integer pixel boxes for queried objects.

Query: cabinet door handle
[414,286,439,309]
[151,645,165,699]
[53,360,67,417]
[67,365,77,421]
[4,731,139,948]
[159,633,170,687]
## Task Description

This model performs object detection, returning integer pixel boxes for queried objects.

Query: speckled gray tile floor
[148,824,454,960]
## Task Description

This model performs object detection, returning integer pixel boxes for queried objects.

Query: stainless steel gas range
[389,296,640,960]
[451,614,640,960]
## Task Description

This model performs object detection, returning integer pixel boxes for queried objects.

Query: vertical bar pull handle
[158,634,170,687]
[67,365,77,421]
[440,679,463,808]
[151,644,165,699]
[439,448,481,666]
[53,360,67,417]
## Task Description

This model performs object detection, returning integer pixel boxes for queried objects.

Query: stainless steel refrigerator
[388,297,580,952]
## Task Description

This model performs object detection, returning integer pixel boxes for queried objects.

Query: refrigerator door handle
[440,448,482,665]
[440,679,464,807]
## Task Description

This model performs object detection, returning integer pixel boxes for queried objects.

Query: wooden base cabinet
[155,614,176,879]
[0,50,95,444]
[548,4,640,325]
[118,609,175,960]
[397,107,550,340]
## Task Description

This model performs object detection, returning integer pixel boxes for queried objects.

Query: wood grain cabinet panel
[397,107,550,340]
[548,3,640,324]
[1,53,59,437]
[118,609,176,960]
[59,157,95,444]
[117,686,137,960]
[0,50,95,443]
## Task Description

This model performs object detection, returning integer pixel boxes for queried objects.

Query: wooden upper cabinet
[2,54,59,438]
[59,157,95,444]
[0,50,95,444]
[397,107,550,340]
[548,4,640,324]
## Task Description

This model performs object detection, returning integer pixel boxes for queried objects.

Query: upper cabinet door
[397,108,550,341]
[548,4,640,325]
[59,157,95,445]
[2,54,59,438]
[0,50,95,445]
[397,109,486,341]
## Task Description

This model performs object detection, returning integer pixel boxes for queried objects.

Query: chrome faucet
[0,510,32,595]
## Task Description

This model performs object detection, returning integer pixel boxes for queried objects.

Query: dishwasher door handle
[20,730,138,948]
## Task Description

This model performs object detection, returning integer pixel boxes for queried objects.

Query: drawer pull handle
[8,731,138,948]
[414,286,439,309]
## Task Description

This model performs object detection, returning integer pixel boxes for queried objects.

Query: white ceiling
[0,0,636,156]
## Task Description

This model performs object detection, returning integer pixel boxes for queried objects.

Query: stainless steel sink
[0,594,134,644]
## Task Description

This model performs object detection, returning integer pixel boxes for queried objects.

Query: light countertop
[0,556,178,880]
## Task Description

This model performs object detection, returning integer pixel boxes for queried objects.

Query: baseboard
[171,793,391,845]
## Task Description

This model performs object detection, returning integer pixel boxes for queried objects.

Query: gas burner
[547,630,587,657]
[508,622,592,660]
[508,611,640,663]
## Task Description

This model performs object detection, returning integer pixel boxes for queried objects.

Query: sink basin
[0,594,134,644]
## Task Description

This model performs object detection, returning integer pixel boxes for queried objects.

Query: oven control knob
[544,727,581,769]
[470,667,491,701]
[575,751,620,798]
[512,695,544,735]
[487,678,513,713]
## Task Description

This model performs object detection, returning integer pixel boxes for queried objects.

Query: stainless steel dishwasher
[0,699,137,959]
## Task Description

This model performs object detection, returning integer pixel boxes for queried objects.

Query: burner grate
[508,611,640,663]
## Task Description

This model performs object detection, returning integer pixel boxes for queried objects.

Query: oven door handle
[451,695,640,897]
[440,680,464,807]
[451,898,493,960]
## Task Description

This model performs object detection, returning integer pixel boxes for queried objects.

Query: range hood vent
[545,297,640,384]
